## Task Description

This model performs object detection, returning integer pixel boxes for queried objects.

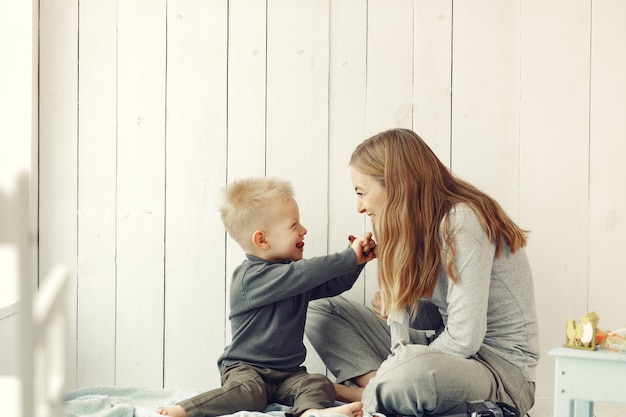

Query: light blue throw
[64,386,383,417]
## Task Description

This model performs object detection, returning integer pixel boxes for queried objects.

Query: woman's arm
[429,206,496,357]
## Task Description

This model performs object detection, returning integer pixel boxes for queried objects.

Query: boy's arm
[307,232,377,300]
[238,249,363,309]
[236,233,376,310]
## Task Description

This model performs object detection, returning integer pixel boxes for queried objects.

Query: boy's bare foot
[154,405,187,417]
[334,383,365,402]
[302,401,363,417]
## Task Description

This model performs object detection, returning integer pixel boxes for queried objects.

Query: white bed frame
[0,179,71,416]
[20,263,71,417]
[1,263,71,417]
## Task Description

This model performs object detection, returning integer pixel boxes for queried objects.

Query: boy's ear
[252,230,269,249]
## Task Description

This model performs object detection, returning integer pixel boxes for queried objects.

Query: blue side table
[549,347,626,417]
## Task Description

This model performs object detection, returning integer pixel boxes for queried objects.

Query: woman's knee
[306,297,350,337]
[375,348,435,390]
[305,299,332,338]
[364,369,436,415]
[307,298,333,320]
[367,345,491,414]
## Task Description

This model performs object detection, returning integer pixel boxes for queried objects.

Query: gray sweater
[218,248,364,372]
[428,204,540,382]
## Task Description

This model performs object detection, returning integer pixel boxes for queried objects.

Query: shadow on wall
[0,171,31,282]
[0,172,31,375]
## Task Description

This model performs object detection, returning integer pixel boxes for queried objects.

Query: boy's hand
[348,232,377,264]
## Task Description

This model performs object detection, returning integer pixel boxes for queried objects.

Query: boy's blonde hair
[220,177,295,251]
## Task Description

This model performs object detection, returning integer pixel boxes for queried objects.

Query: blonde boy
[157,177,375,417]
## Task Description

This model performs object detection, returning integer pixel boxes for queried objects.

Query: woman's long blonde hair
[350,128,528,314]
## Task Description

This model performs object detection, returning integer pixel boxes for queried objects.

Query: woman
[306,128,539,416]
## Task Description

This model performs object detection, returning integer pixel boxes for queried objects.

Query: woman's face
[350,166,387,230]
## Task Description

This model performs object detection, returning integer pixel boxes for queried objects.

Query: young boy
[156,177,376,417]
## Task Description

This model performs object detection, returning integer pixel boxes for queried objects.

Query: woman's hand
[371,291,387,321]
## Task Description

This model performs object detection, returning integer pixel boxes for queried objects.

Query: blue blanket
[65,386,200,417]
[64,386,383,417]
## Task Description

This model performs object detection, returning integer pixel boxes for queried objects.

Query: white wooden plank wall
[452,1,522,214]
[163,0,228,389]
[588,0,626,330]
[77,0,117,386]
[38,0,79,390]
[33,0,626,414]
[115,0,167,387]
[519,2,592,412]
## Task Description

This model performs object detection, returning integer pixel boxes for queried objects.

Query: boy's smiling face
[258,197,308,262]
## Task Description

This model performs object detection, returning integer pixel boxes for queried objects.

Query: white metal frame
[19,264,71,417]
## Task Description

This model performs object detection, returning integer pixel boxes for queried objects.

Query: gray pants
[305,296,534,416]
[178,362,335,417]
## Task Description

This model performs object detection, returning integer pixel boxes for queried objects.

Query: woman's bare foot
[303,401,363,417]
[334,383,365,403]
[154,405,187,417]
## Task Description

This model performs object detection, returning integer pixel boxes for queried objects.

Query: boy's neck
[247,248,273,262]
[247,250,294,263]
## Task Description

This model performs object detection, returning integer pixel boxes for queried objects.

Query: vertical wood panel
[413,0,452,167]
[266,0,330,258]
[77,0,117,386]
[328,0,368,305]
[366,0,414,135]
[116,0,166,387]
[451,0,521,216]
[226,0,269,346]
[519,0,591,398]
[364,0,414,302]
[228,0,268,179]
[588,0,626,331]
[164,0,228,389]
[38,0,79,387]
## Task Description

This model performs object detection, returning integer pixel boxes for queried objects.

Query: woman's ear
[252,230,269,250]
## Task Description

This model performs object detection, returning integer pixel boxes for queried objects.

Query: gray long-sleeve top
[428,204,540,382]
[218,248,364,372]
